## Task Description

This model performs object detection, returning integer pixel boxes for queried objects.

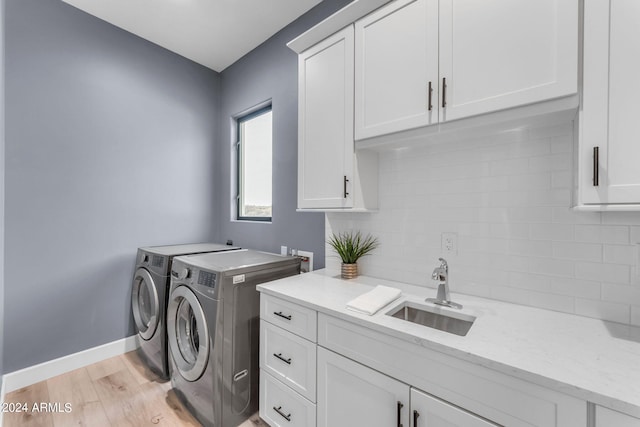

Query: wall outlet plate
[441,232,458,255]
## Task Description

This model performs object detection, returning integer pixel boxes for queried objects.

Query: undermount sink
[387,302,475,336]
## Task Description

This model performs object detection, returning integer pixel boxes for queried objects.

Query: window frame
[235,104,273,222]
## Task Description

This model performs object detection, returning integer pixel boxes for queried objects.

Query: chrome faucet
[426,258,462,309]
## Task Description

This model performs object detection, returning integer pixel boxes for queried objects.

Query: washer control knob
[142,254,149,263]
[177,268,191,280]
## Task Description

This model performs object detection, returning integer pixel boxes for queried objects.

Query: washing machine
[167,249,301,427]
[131,243,240,379]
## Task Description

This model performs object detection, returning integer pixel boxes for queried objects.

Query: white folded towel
[346,285,402,316]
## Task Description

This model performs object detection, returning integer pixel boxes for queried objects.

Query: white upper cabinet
[578,0,640,208]
[439,0,578,122]
[355,0,439,140]
[353,0,578,140]
[297,27,355,209]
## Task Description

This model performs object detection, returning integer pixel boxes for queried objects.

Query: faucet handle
[438,257,448,271]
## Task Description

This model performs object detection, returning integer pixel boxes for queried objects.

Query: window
[236,106,272,221]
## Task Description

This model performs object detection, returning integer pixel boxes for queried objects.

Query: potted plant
[328,231,379,279]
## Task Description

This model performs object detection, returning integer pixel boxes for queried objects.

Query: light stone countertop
[257,269,640,419]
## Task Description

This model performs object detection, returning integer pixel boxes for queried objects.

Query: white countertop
[257,270,640,418]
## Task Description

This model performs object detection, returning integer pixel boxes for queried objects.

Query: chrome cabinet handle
[427,81,433,111]
[413,410,420,427]
[273,352,292,365]
[273,406,291,422]
[593,146,599,187]
[273,311,292,321]
[397,401,404,427]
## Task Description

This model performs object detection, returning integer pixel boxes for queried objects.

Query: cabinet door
[580,0,640,206]
[439,0,578,122]
[355,0,438,140]
[596,406,640,427]
[411,388,498,427]
[317,347,410,427]
[298,26,354,209]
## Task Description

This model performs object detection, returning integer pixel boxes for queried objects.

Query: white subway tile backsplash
[508,239,552,257]
[601,283,640,304]
[575,299,630,324]
[528,258,575,278]
[552,207,602,224]
[575,225,630,244]
[506,206,553,223]
[552,241,602,262]
[603,245,637,265]
[575,262,630,285]
[530,223,574,241]
[550,136,573,154]
[548,277,601,300]
[326,123,639,325]
[602,212,640,226]
[551,171,572,189]
[632,307,640,327]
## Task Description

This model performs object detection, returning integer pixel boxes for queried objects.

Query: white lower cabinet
[595,406,640,427]
[411,388,497,427]
[317,346,497,427]
[259,295,640,427]
[317,346,410,427]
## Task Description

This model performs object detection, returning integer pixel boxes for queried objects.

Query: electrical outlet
[296,250,314,273]
[280,246,288,256]
[441,232,458,255]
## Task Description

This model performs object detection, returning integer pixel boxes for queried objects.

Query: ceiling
[61,0,323,72]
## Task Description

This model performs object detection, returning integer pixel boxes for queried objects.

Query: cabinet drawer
[261,294,317,341]
[260,370,316,427]
[261,320,317,402]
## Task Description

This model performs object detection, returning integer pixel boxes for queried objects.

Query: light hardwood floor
[3,351,269,427]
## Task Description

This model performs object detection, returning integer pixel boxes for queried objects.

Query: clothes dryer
[131,243,239,379]
[167,250,300,427]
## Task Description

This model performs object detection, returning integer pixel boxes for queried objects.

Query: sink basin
[387,302,475,336]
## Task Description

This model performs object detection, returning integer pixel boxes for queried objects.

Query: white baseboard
[2,335,138,394]
[0,375,6,427]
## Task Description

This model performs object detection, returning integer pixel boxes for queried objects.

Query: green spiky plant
[328,231,379,264]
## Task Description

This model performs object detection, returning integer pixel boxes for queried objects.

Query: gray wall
[1,0,5,386]
[4,0,220,372]
[214,0,352,266]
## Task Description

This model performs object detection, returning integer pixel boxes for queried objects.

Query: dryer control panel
[197,271,217,289]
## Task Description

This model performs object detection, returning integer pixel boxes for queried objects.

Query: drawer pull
[273,406,291,422]
[427,81,433,111]
[273,352,292,365]
[397,401,404,427]
[343,175,349,198]
[442,77,447,108]
[593,146,599,186]
[413,410,420,427]
[274,311,292,321]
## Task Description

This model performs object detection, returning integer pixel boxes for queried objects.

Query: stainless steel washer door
[167,285,210,382]
[131,268,160,340]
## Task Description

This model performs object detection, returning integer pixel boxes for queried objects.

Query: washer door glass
[131,268,159,340]
[167,285,210,382]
